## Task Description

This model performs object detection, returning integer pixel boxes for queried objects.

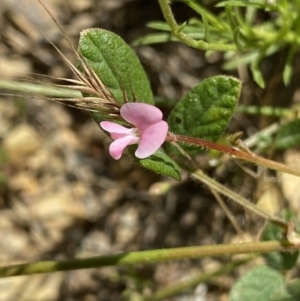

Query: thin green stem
[143,258,252,301]
[157,0,236,51]
[243,122,279,149]
[192,170,287,228]
[0,241,298,278]
[209,187,244,236]
[237,105,296,118]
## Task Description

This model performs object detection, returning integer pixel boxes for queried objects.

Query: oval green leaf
[166,75,241,156]
[78,28,153,107]
[261,211,299,271]
[230,266,285,301]
[271,279,300,301]
[128,147,181,181]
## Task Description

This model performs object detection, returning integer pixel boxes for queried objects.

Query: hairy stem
[167,133,300,178]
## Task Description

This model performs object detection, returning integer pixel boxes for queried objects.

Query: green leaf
[166,75,241,157]
[275,120,300,150]
[128,147,181,181]
[78,28,153,109]
[283,44,296,86]
[232,27,247,51]
[261,211,299,271]
[250,59,265,88]
[216,0,273,9]
[230,266,285,301]
[223,45,279,70]
[146,21,172,31]
[270,279,300,301]
[146,21,207,35]
[132,33,179,46]
[186,1,226,30]
[283,64,292,86]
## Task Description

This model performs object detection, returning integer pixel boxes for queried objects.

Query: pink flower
[100,103,168,160]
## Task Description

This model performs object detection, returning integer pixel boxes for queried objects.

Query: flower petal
[100,121,132,134]
[109,135,137,160]
[135,120,168,159]
[100,121,139,140]
[120,103,163,130]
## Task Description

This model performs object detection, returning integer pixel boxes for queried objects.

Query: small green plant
[134,0,300,88]
[1,1,300,300]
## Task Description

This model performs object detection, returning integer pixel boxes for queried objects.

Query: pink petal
[100,121,138,140]
[135,120,168,159]
[120,103,163,130]
[100,121,132,134]
[109,135,137,160]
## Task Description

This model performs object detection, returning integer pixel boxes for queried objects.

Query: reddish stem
[166,133,300,177]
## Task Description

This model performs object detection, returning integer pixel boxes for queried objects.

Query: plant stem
[209,187,244,236]
[243,122,279,149]
[237,105,297,118]
[166,133,300,178]
[141,257,252,301]
[143,258,252,301]
[0,241,298,278]
[192,170,287,228]
[157,0,236,51]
